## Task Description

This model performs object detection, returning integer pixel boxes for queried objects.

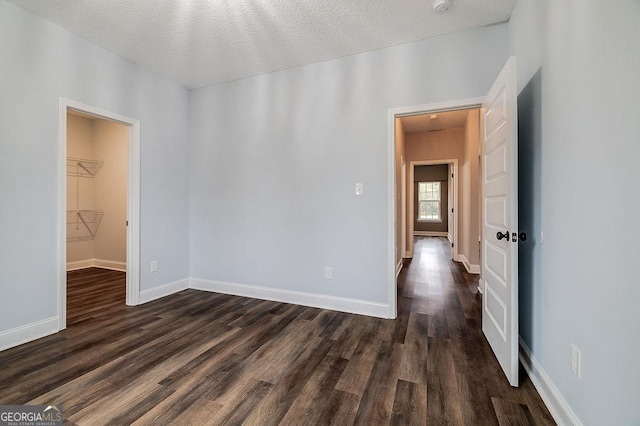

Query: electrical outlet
[571,344,581,378]
[150,260,158,273]
[324,266,333,279]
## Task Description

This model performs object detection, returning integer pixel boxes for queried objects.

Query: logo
[0,405,63,426]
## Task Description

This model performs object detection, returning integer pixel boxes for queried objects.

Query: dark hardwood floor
[66,268,126,326]
[0,238,554,425]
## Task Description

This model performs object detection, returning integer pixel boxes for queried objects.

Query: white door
[481,57,519,387]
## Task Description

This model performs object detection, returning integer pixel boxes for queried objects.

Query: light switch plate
[324,266,333,279]
[571,344,581,378]
[355,183,364,196]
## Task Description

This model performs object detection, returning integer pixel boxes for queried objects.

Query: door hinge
[451,243,454,247]
[451,208,454,213]
[451,173,454,178]
[126,220,128,226]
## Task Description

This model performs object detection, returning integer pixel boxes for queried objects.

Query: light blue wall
[188,25,509,303]
[0,1,190,331]
[509,0,640,423]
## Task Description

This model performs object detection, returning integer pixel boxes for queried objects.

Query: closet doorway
[58,99,141,330]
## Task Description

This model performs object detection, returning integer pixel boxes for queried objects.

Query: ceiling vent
[433,0,452,14]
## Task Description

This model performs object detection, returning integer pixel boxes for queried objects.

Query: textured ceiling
[8,0,516,89]
[400,109,476,133]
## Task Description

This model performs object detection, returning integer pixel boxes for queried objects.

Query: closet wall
[460,110,481,268]
[67,114,128,270]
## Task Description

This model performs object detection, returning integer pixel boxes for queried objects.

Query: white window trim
[417,181,442,222]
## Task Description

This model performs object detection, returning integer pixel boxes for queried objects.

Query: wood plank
[334,338,381,396]
[208,379,272,425]
[353,339,404,425]
[426,337,465,425]
[492,397,537,426]
[399,312,429,385]
[242,336,334,425]
[278,355,348,424]
[390,379,427,426]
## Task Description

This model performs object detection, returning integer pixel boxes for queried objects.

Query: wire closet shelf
[67,157,104,242]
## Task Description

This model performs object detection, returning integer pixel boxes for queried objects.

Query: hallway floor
[397,237,554,424]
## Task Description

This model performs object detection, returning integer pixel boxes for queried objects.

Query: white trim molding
[191,278,390,319]
[459,254,480,274]
[93,259,126,272]
[0,317,58,352]
[408,159,459,261]
[67,259,127,272]
[66,259,94,271]
[396,259,403,278]
[139,278,190,304]
[414,231,448,237]
[519,338,583,426]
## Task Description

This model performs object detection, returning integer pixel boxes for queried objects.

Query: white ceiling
[400,109,475,133]
[9,0,516,89]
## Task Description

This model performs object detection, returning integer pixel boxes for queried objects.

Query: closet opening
[66,111,128,325]
[58,99,141,330]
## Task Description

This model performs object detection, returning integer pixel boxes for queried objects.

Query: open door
[481,57,519,386]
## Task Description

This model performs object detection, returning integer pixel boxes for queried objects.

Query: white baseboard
[139,278,190,304]
[414,231,448,237]
[66,259,94,271]
[0,317,58,352]
[448,233,452,243]
[403,251,412,258]
[93,259,126,272]
[190,278,390,319]
[396,259,403,277]
[519,338,582,426]
[459,254,480,274]
[67,258,126,272]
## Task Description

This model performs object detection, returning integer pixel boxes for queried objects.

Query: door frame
[57,98,141,330]
[401,159,407,259]
[408,159,458,261]
[387,97,483,319]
